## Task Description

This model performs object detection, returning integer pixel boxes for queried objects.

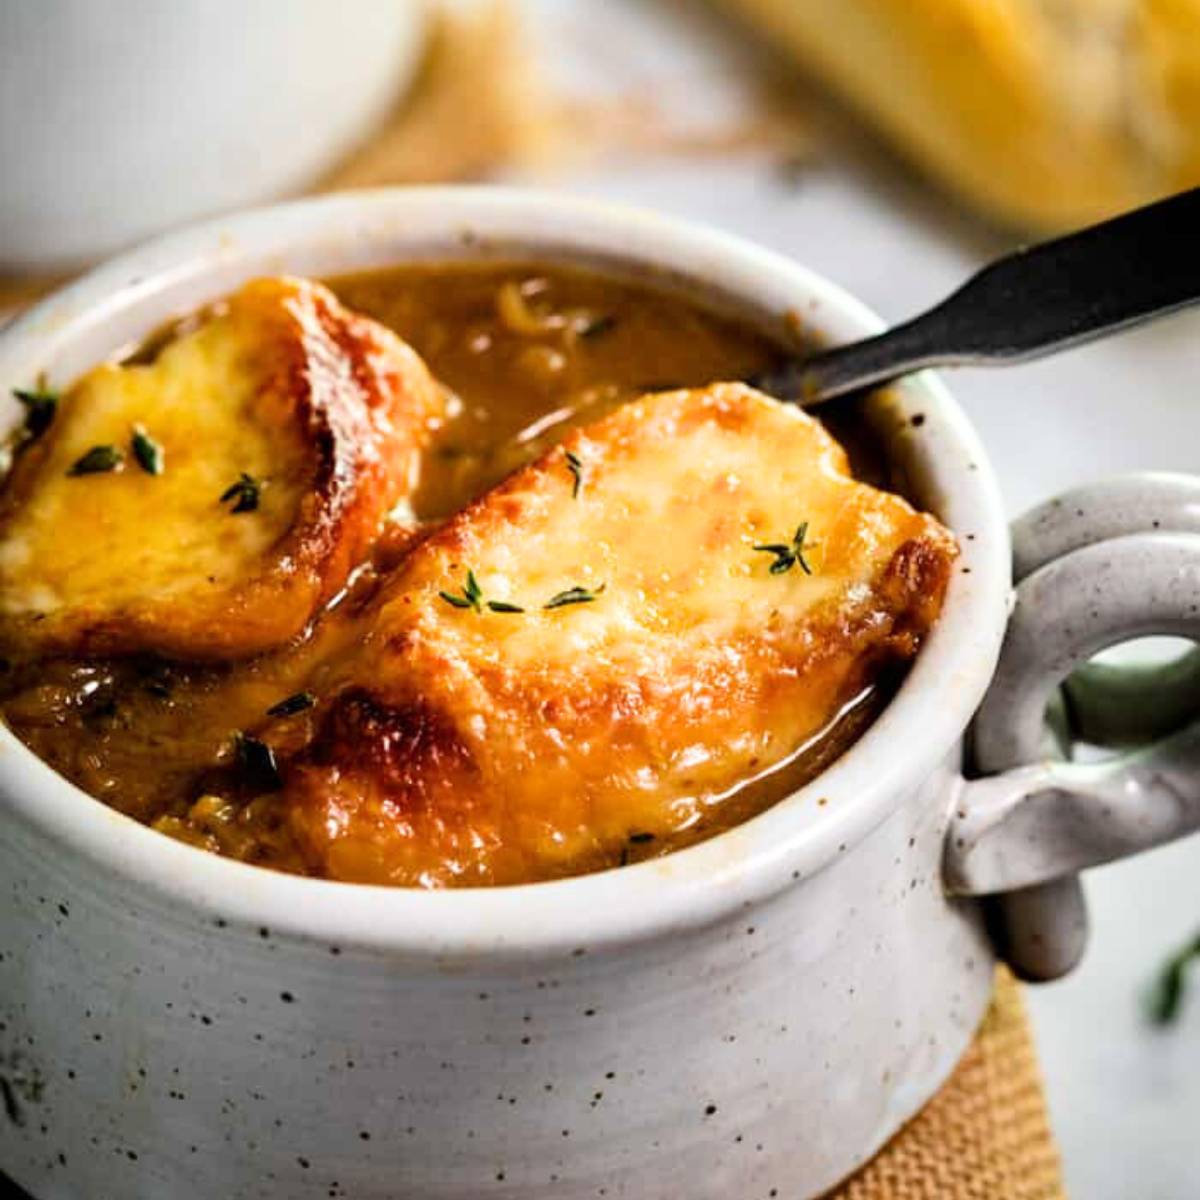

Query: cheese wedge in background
[721,0,1200,231]
[0,277,442,662]
[284,384,957,887]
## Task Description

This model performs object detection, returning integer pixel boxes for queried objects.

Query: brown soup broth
[0,263,898,880]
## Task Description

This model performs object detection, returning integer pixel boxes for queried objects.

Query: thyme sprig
[233,731,282,792]
[439,569,484,611]
[753,521,814,576]
[12,388,57,442]
[439,570,526,614]
[438,571,606,614]
[266,691,315,718]
[1146,931,1200,1025]
[220,472,261,513]
[565,449,584,498]
[544,583,605,609]
[68,444,123,476]
[130,424,164,475]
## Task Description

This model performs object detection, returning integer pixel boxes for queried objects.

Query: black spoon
[755,187,1200,406]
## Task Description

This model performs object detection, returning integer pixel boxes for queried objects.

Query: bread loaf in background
[721,0,1200,230]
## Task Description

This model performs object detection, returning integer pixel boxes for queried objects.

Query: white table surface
[530,2,1200,1195]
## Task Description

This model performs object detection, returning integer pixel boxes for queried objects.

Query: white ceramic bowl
[3,189,1199,1199]
[0,1,426,272]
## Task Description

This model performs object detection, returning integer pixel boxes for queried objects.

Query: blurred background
[3,2,1199,1195]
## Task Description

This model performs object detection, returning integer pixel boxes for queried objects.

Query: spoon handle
[763,187,1200,406]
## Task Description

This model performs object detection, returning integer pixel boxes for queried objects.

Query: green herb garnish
[67,444,123,476]
[440,571,604,614]
[565,449,584,498]
[130,424,164,475]
[753,521,814,576]
[440,569,484,612]
[544,583,605,609]
[220,472,261,513]
[1146,932,1200,1025]
[266,691,315,718]
[12,388,57,441]
[464,569,483,609]
[440,570,525,614]
[234,732,282,792]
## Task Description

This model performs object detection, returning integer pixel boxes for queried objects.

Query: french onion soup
[0,265,956,887]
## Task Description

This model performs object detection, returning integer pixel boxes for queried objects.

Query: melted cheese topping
[0,277,441,661]
[284,384,957,886]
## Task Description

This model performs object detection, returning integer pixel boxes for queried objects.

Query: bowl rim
[0,187,1011,958]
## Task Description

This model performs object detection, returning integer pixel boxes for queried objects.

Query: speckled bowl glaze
[3,190,1200,1200]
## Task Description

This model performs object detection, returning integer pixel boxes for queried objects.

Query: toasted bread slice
[0,277,442,661]
[282,384,957,886]
[721,0,1200,231]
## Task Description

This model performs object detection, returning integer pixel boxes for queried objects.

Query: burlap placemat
[826,967,1065,1199]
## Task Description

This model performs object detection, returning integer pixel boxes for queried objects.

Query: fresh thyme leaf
[1146,932,1200,1025]
[130,424,164,475]
[12,388,57,441]
[753,521,815,575]
[220,472,260,513]
[67,444,123,476]
[439,569,528,614]
[753,543,794,573]
[792,521,813,575]
[440,570,486,612]
[266,691,315,718]
[234,732,282,792]
[565,449,584,498]
[464,570,483,609]
[544,583,605,609]
[442,571,530,614]
[580,314,617,340]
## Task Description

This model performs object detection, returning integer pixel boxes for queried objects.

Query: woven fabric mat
[826,968,1065,1199]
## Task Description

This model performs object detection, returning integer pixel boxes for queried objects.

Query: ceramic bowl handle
[943,474,1200,981]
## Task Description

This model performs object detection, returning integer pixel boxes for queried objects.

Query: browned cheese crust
[0,277,443,661]
[280,384,957,886]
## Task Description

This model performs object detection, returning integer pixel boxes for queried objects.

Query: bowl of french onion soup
[3,189,1189,1200]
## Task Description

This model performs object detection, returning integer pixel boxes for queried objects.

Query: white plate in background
[0,0,426,273]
